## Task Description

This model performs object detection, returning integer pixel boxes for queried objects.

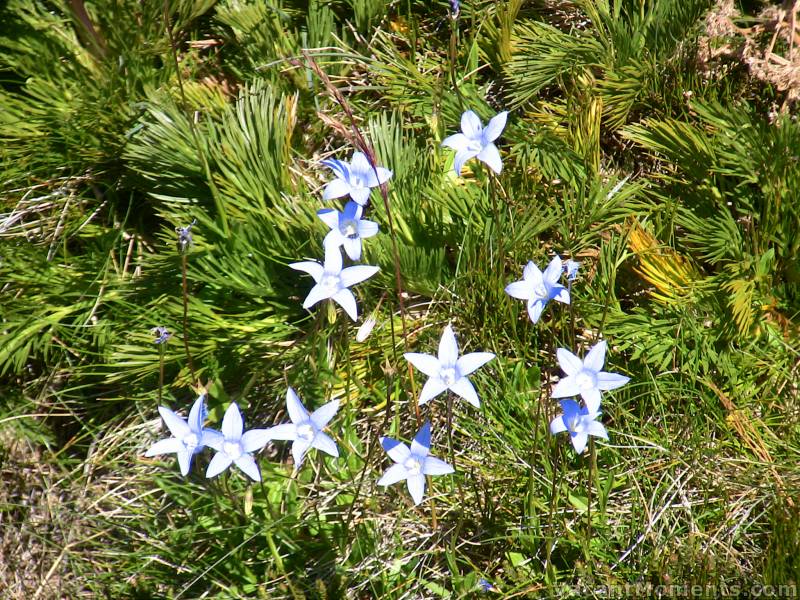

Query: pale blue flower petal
[157,406,191,439]
[410,421,431,456]
[303,283,332,309]
[145,437,183,456]
[505,280,533,300]
[341,237,361,261]
[549,415,567,434]
[406,473,426,505]
[571,432,589,454]
[321,158,348,179]
[365,167,393,187]
[454,148,479,175]
[241,429,271,453]
[317,208,340,229]
[456,352,495,376]
[322,178,352,200]
[233,454,261,481]
[201,428,224,450]
[552,286,570,304]
[522,260,541,282]
[419,377,448,404]
[311,431,339,457]
[323,229,346,251]
[404,352,442,377]
[584,340,607,372]
[559,399,582,422]
[221,403,244,440]
[289,261,324,281]
[543,256,563,284]
[438,324,459,367]
[264,423,297,441]
[177,449,192,476]
[339,265,380,288]
[291,438,312,468]
[581,388,602,415]
[332,288,359,321]
[556,348,583,376]
[187,394,206,433]
[350,151,371,176]
[596,371,630,391]
[323,243,342,272]
[378,463,408,486]
[586,420,609,440]
[310,399,339,430]
[356,219,379,238]
[340,237,361,260]
[449,377,481,407]
[349,187,372,206]
[441,132,469,151]
[527,299,546,324]
[343,200,362,219]
[552,375,581,398]
[476,143,502,174]
[206,452,234,478]
[381,437,411,463]
[483,111,508,143]
[422,456,454,476]
[461,110,482,139]
[286,387,309,424]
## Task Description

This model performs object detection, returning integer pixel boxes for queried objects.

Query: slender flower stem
[444,392,465,532]
[489,172,504,269]
[157,343,165,404]
[162,1,229,236]
[587,438,596,546]
[181,253,197,385]
[448,11,464,111]
[545,441,561,582]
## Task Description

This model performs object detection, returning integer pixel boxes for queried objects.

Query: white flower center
[403,456,423,476]
[567,414,585,434]
[320,273,340,294]
[223,440,243,460]
[439,366,458,386]
[467,139,483,153]
[533,281,549,299]
[350,174,364,190]
[576,370,597,391]
[296,422,315,442]
[182,432,199,453]
[340,219,359,239]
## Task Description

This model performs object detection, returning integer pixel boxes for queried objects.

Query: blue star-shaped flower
[151,326,172,345]
[145,394,222,476]
[322,152,393,206]
[204,402,271,481]
[442,110,508,175]
[549,399,608,454]
[564,259,580,282]
[551,341,630,414]
[377,421,454,505]
[264,387,339,469]
[404,324,495,408]
[290,245,380,321]
[505,256,570,324]
[317,200,379,261]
